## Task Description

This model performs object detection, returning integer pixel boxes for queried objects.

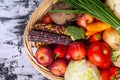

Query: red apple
[68,41,87,60]
[35,46,54,66]
[49,59,67,76]
[64,52,71,63]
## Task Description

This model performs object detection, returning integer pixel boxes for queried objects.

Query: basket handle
[28,0,55,28]
[24,0,64,80]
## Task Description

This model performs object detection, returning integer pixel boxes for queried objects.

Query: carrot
[86,22,111,32]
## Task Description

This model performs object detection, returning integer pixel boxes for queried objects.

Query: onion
[103,28,120,50]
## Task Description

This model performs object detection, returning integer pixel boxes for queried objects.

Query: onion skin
[103,28,120,50]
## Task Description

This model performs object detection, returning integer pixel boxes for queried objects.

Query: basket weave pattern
[23,0,64,80]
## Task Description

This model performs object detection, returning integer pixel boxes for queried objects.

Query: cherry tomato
[68,41,86,60]
[110,75,116,80]
[100,69,111,80]
[53,44,68,58]
[76,14,94,28]
[109,67,120,76]
[87,42,111,68]
[42,13,53,24]
[89,32,102,43]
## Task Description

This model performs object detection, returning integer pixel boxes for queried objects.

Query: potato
[50,2,76,25]
[50,12,75,25]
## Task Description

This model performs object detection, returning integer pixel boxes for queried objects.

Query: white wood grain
[0,0,49,80]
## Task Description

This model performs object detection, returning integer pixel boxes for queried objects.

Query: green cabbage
[64,59,100,80]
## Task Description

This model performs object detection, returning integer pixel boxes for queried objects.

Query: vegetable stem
[49,10,80,14]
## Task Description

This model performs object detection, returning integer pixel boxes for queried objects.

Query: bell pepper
[85,30,96,37]
[53,44,68,58]
[76,14,94,28]
[89,32,102,43]
[86,22,111,32]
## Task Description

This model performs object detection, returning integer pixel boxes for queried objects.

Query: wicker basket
[23,0,64,80]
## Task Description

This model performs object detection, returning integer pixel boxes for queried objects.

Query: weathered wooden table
[0,0,49,80]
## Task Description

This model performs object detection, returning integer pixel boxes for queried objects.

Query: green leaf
[66,26,84,40]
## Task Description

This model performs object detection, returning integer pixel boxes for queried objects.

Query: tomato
[87,41,111,68]
[68,41,86,60]
[76,14,94,28]
[53,44,68,58]
[42,13,53,24]
[110,75,116,80]
[99,60,111,69]
[89,32,102,43]
[109,67,120,80]
[100,69,111,80]
[109,67,120,76]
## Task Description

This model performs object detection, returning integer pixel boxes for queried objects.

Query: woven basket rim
[23,0,64,80]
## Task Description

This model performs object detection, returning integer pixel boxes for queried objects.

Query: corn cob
[34,23,66,35]
[34,42,50,48]
[27,30,72,45]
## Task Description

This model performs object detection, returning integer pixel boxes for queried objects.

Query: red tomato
[100,69,111,80]
[110,75,116,80]
[53,44,68,58]
[68,41,86,60]
[99,60,111,69]
[109,67,120,76]
[89,32,102,43]
[42,13,53,24]
[87,42,111,68]
[76,14,94,28]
